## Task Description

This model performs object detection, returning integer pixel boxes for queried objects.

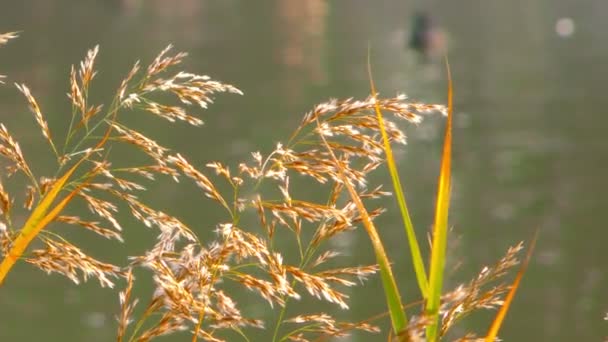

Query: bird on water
[408,11,446,61]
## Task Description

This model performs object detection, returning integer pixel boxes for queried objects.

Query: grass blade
[485,230,539,341]
[367,50,429,299]
[0,161,81,285]
[0,119,113,285]
[314,117,409,338]
[425,56,453,341]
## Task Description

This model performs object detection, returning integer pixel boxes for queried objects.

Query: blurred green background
[0,0,606,341]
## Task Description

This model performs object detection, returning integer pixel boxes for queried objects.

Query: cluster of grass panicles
[1,32,528,342]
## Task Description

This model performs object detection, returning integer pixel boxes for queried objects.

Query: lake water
[0,1,606,341]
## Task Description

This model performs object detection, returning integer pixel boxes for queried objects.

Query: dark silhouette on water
[408,11,446,61]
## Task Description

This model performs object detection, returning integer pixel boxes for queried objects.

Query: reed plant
[0,32,533,341]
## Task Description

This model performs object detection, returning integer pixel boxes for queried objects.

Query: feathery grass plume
[114,91,445,341]
[0,123,36,182]
[26,235,126,287]
[116,268,137,342]
[121,220,377,340]
[15,83,55,150]
[440,243,524,336]
[0,43,242,287]
[485,231,537,341]
[123,225,272,340]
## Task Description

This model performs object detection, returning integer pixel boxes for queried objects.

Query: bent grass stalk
[425,57,454,341]
[367,51,429,298]
[0,110,115,286]
[365,51,453,340]
[485,229,538,341]
[0,168,93,285]
[314,116,409,338]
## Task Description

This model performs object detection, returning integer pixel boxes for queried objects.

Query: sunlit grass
[0,31,536,341]
[424,57,453,341]
[359,53,535,341]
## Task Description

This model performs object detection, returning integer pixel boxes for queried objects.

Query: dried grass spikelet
[125,196,198,245]
[112,123,170,165]
[66,45,101,128]
[79,45,99,90]
[78,191,122,232]
[56,215,123,242]
[0,123,35,180]
[440,243,524,337]
[124,225,271,340]
[0,180,12,215]
[123,216,378,341]
[142,71,242,110]
[116,268,137,342]
[15,84,54,144]
[26,236,126,288]
[167,153,229,210]
[240,95,445,189]
[285,313,381,341]
[69,65,86,116]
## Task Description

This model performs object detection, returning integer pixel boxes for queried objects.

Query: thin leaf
[426,56,453,341]
[485,230,539,342]
[0,161,80,284]
[314,117,409,339]
[0,119,113,285]
[367,49,429,299]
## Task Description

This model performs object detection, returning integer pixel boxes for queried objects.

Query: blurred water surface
[0,1,606,341]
